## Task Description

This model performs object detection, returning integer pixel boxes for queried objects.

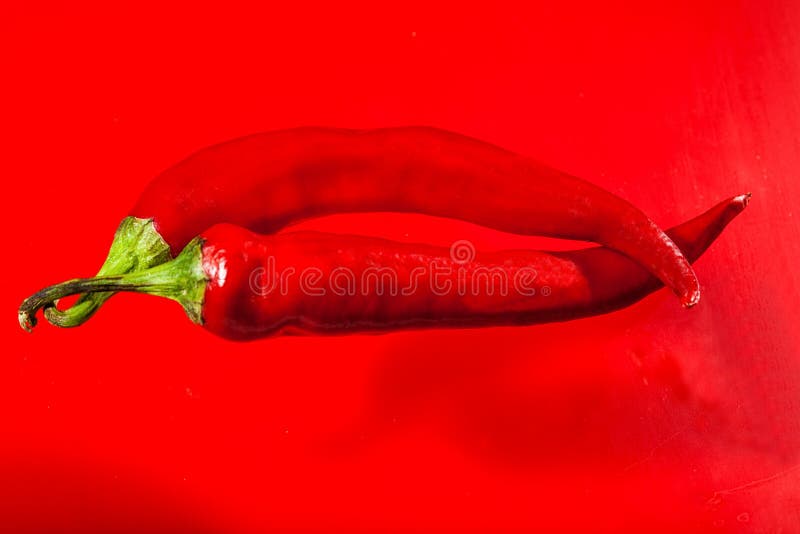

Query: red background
[3,1,799,531]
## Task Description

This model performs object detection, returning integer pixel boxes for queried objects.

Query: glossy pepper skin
[200,194,747,340]
[19,195,748,340]
[51,127,705,330]
[132,127,700,306]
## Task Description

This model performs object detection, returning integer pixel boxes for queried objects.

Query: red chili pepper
[20,194,749,341]
[51,127,702,328]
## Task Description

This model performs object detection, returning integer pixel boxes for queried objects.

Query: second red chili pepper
[50,127,702,328]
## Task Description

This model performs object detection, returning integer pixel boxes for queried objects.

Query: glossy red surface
[4,1,799,531]
[200,197,744,340]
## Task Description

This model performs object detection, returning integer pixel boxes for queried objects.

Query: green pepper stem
[42,216,173,328]
[19,237,206,332]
